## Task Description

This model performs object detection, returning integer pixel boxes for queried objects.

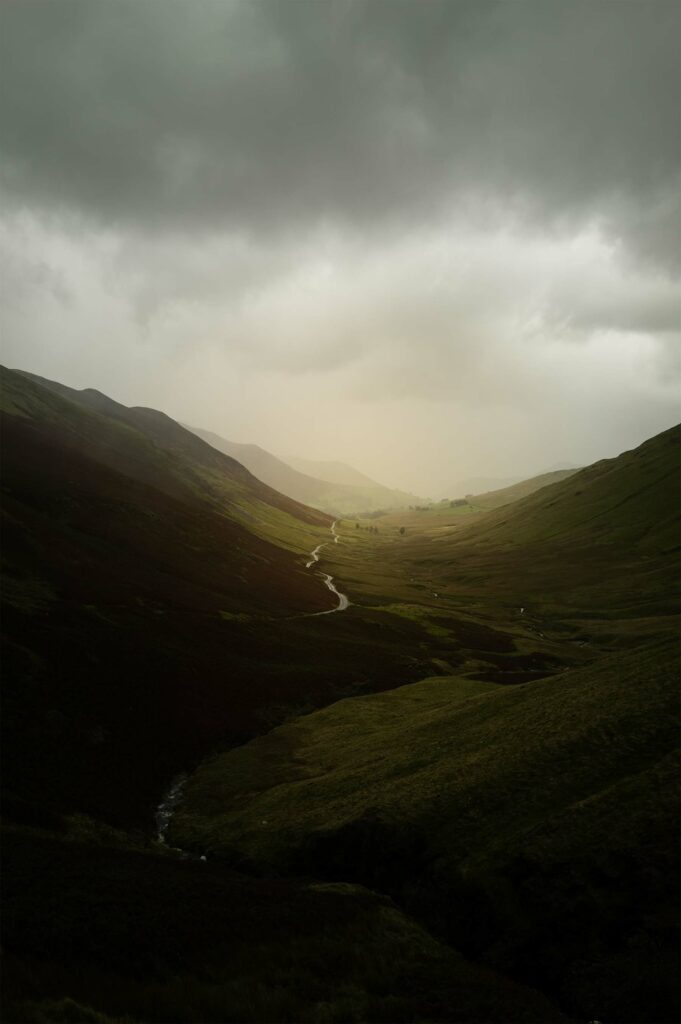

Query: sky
[1,0,679,497]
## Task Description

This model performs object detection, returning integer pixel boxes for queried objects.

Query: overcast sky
[1,0,679,496]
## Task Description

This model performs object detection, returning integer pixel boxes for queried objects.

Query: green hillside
[467,468,579,510]
[458,424,679,550]
[416,469,579,521]
[360,425,680,637]
[172,639,679,1023]
[286,455,389,489]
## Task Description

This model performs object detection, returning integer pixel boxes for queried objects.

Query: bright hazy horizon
[1,1,679,497]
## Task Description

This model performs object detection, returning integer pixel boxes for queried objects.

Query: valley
[1,369,679,1024]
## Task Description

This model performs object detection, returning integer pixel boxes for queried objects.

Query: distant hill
[189,426,421,515]
[285,456,385,489]
[446,475,521,497]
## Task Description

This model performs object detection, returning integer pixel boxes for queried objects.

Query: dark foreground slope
[2,827,566,1024]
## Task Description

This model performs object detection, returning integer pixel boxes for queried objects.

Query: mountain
[0,366,339,828]
[189,425,421,514]
[285,455,388,489]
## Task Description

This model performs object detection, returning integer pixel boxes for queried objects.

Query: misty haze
[1,3,679,1023]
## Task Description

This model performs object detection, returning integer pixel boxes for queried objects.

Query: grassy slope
[190,425,421,514]
[456,423,680,550]
[422,469,579,518]
[350,425,680,646]
[464,468,579,510]
[172,640,680,1022]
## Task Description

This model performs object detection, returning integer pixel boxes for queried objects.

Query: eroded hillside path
[306,520,350,614]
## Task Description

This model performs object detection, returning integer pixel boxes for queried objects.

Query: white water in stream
[154,523,349,843]
[306,520,350,614]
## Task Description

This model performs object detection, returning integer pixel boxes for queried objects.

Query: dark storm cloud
[1,0,679,264]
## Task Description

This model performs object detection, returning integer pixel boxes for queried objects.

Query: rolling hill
[189,425,421,514]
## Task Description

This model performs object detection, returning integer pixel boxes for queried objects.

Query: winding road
[306,520,350,614]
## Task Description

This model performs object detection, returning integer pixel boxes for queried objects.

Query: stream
[305,520,350,614]
[154,520,349,844]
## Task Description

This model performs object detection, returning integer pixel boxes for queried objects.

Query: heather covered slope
[190,424,421,514]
